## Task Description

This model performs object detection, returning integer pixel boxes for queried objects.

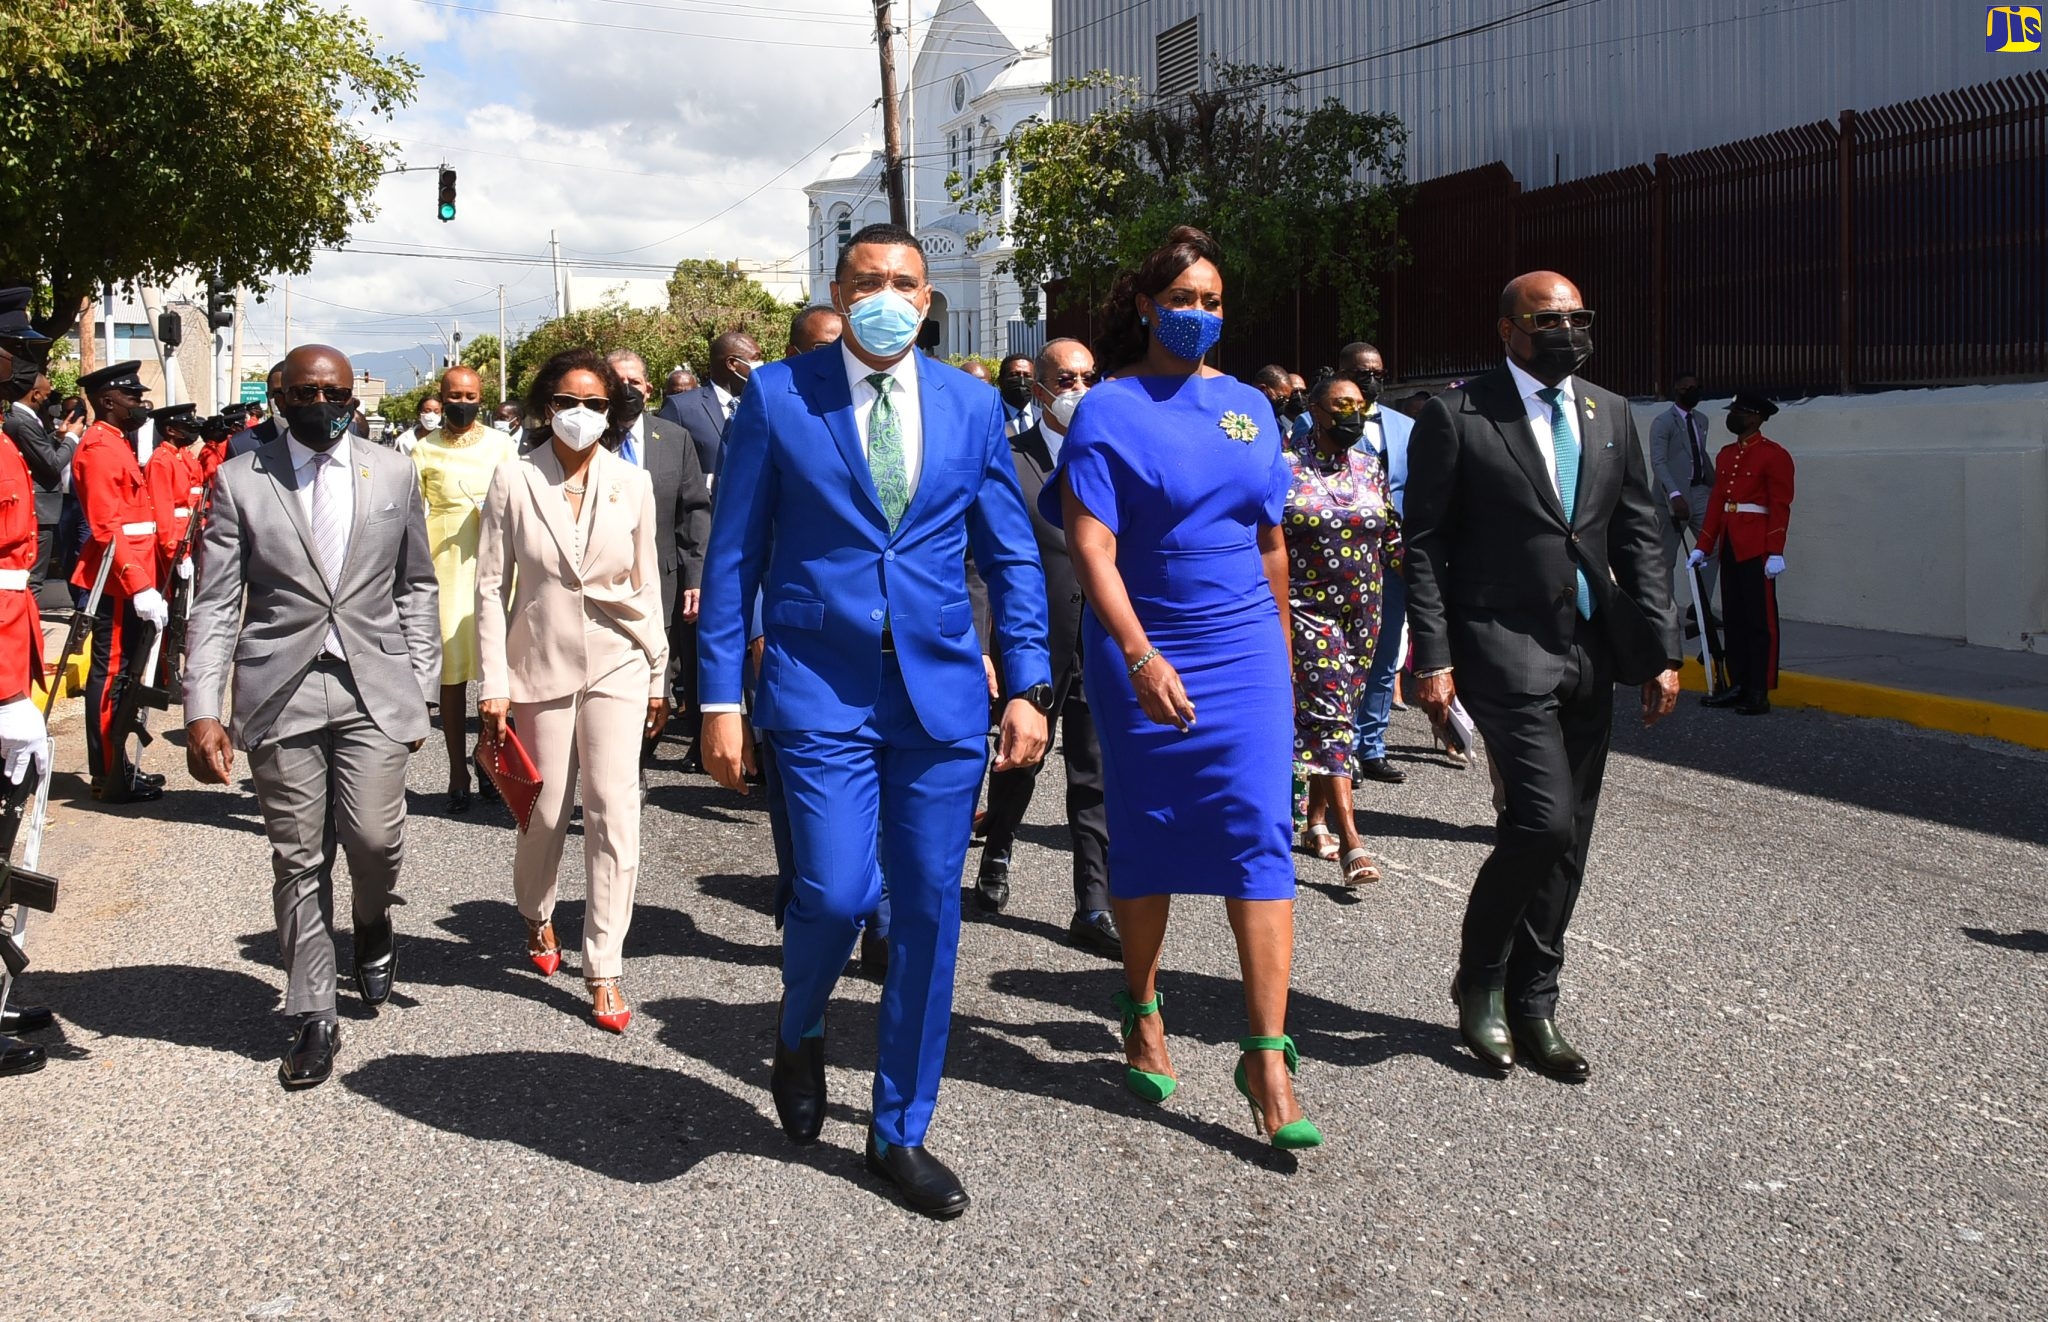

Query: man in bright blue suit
[698,223,1051,1219]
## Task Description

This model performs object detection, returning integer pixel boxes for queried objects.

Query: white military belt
[121,520,157,535]
[1724,502,1768,515]
[0,570,27,591]
[173,507,191,518]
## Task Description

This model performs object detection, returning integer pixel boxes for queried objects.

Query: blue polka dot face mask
[1150,305,1224,363]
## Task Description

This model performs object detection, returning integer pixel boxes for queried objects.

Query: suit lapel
[580,446,624,570]
[526,444,581,572]
[803,352,886,527]
[256,438,332,602]
[1570,388,1608,528]
[338,441,375,589]
[895,355,950,532]
[1475,370,1570,530]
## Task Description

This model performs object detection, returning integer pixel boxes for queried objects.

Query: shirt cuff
[699,703,744,714]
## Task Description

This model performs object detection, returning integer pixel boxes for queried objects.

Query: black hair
[1308,374,1355,408]
[834,223,926,284]
[1337,342,1382,369]
[999,354,1033,375]
[1093,225,1224,375]
[789,305,841,343]
[1253,363,1291,390]
[524,348,635,451]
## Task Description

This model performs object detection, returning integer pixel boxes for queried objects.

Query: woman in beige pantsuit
[475,349,669,1033]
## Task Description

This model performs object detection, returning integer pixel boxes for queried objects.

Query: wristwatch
[1022,682,1055,714]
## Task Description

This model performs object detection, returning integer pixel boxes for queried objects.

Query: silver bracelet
[1413,666,1454,680]
[1127,647,1161,677]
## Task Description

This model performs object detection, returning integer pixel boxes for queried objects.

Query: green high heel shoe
[1112,989,1178,1103]
[1235,1035,1324,1150]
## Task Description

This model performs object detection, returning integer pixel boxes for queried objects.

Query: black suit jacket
[1403,367,1680,693]
[1000,423,1082,695]
[657,384,730,480]
[4,403,76,524]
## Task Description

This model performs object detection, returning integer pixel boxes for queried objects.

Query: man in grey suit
[184,345,441,1091]
[2,371,76,593]
[1648,371,1718,626]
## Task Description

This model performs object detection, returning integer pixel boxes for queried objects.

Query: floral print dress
[1284,443,1402,778]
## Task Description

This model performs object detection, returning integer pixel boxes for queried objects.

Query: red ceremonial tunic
[0,437,44,694]
[1697,433,1795,564]
[199,439,229,487]
[70,420,160,598]
[145,441,206,566]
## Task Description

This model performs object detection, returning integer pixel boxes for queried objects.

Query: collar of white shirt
[841,340,919,403]
[711,382,736,416]
[284,429,354,476]
[1505,356,1576,416]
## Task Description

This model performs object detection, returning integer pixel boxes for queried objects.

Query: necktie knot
[1536,386,1563,409]
[866,372,894,397]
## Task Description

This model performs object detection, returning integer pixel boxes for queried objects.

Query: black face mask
[1518,327,1594,382]
[617,386,646,415]
[1673,388,1702,410]
[121,402,151,429]
[443,400,482,429]
[1000,381,1033,410]
[1726,413,1754,436]
[281,400,352,451]
[1328,413,1367,444]
[1347,371,1385,405]
[1281,390,1307,419]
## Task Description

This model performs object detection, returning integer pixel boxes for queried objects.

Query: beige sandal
[1341,847,1381,885]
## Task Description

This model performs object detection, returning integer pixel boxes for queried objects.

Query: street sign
[238,381,267,404]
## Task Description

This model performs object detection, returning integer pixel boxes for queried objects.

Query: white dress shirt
[843,341,924,497]
[285,430,355,656]
[1505,356,1578,503]
[712,382,740,427]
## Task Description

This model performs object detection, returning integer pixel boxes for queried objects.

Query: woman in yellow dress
[412,366,518,810]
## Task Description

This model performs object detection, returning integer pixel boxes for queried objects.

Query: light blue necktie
[619,423,639,468]
[1537,386,1594,620]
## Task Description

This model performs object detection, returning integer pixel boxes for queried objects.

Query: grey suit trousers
[248,658,411,1021]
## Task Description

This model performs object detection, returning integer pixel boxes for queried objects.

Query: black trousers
[29,524,53,593]
[84,594,152,783]
[978,660,1109,915]
[1455,618,1615,1017]
[1718,545,1779,694]
[670,616,699,738]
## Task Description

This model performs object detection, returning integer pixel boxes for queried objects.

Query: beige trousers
[510,622,650,979]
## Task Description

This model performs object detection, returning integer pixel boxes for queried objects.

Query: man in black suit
[2,371,77,592]
[1403,271,1682,1083]
[973,338,1119,957]
[226,361,286,458]
[656,330,759,485]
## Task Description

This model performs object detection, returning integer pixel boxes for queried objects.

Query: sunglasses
[1512,309,1597,331]
[1045,371,1102,390]
[1324,399,1371,416]
[279,385,353,405]
[549,394,610,412]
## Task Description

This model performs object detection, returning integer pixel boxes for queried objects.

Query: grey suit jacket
[1649,405,1715,502]
[184,434,441,750]
[4,403,75,524]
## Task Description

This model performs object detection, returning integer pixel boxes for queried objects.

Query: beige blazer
[475,443,668,704]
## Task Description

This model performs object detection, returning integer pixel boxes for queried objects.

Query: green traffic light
[438,203,455,221]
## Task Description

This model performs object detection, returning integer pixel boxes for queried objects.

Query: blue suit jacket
[1354,406,1414,517]
[658,384,730,479]
[698,346,1051,742]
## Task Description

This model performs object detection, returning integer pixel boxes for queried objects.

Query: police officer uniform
[1696,393,1795,715]
[143,404,205,579]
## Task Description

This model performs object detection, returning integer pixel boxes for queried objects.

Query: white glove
[131,587,170,630]
[176,558,193,582]
[0,697,47,786]
[1686,549,1708,570]
[1764,554,1786,579]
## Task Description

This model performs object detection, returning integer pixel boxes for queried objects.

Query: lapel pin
[358,465,370,479]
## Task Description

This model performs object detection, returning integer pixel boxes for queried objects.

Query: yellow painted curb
[1677,659,2048,751]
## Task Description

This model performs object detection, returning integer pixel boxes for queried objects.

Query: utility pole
[874,1,908,226]
[282,277,293,353]
[550,229,565,317]
[901,4,917,229]
[497,283,507,401]
[230,286,245,402]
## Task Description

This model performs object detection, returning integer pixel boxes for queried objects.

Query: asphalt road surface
[5,696,2042,1321]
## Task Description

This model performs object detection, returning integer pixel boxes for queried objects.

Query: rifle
[105,624,169,792]
[41,545,114,723]
[0,756,57,990]
[159,481,209,691]
[1682,529,1731,697]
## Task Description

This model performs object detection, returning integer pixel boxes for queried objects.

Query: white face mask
[1044,388,1087,431]
[417,412,442,432]
[549,406,606,451]
[490,419,513,433]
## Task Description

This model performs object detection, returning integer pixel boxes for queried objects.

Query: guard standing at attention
[1692,393,1794,716]
[144,404,206,580]
[72,361,169,801]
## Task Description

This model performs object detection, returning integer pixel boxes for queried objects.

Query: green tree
[959,64,1408,340]
[0,1,129,83]
[664,258,797,363]
[0,0,417,339]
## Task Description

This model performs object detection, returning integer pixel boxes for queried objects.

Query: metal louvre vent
[1156,17,1200,98]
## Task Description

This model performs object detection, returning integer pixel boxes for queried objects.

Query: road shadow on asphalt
[644,779,761,827]
[27,963,283,1060]
[1961,926,2048,953]
[696,872,780,919]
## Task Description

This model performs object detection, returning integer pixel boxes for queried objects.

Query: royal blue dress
[1041,373,1297,901]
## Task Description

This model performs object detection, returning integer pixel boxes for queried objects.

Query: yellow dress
[413,424,518,686]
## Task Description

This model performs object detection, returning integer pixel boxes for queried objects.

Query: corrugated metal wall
[1053,0,2030,188]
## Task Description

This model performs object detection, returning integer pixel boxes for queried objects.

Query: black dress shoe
[1067,909,1123,958]
[0,1005,54,1034]
[1356,757,1406,784]
[1736,692,1771,716]
[134,769,166,789]
[859,929,889,981]
[1701,688,1745,709]
[474,756,500,802]
[447,785,472,814]
[94,772,163,803]
[1449,975,1515,1073]
[864,1130,970,1219]
[769,1004,826,1145]
[354,923,395,1008]
[279,1019,338,1090]
[0,1034,45,1077]
[975,853,1011,913]
[1509,1016,1590,1082]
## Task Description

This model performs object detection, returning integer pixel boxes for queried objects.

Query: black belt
[879,628,895,654]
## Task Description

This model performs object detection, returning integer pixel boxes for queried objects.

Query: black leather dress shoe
[1509,1016,1590,1082]
[1067,909,1122,958]
[1736,692,1771,716]
[975,853,1011,913]
[769,1007,826,1145]
[859,929,889,981]
[1449,975,1515,1073]
[1701,688,1745,709]
[279,1019,338,1090]
[0,1005,53,1035]
[0,1033,45,1076]
[133,769,166,789]
[1357,757,1406,785]
[93,772,164,803]
[354,924,395,1008]
[864,1130,970,1219]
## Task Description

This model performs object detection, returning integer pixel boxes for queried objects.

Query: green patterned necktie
[865,372,910,529]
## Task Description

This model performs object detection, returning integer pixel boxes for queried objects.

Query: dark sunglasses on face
[1045,371,1101,390]
[1513,309,1597,331]
[280,384,353,405]
[549,394,610,412]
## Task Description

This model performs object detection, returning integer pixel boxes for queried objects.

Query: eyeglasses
[1324,399,1368,416]
[1346,369,1384,383]
[279,385,353,405]
[1512,309,1596,331]
[549,394,610,412]
[846,274,925,297]
[1046,371,1101,390]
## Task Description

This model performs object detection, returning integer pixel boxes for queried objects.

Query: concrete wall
[1627,384,2048,652]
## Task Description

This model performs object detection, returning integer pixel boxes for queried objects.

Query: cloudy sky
[249,0,954,367]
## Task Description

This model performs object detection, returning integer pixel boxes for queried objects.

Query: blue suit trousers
[769,654,980,1147]
[1356,569,1408,761]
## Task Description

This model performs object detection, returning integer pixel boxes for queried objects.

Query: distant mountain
[347,343,443,391]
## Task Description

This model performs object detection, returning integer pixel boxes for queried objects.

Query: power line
[404,0,903,51]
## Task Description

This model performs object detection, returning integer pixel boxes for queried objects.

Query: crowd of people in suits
[0,221,1802,1219]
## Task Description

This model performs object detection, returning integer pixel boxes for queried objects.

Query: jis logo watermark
[1987,5,2043,52]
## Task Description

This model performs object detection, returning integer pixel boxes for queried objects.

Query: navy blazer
[658,384,731,480]
[698,345,1051,742]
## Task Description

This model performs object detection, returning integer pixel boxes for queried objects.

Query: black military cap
[78,360,145,395]
[149,403,200,429]
[0,287,47,344]
[1729,392,1779,420]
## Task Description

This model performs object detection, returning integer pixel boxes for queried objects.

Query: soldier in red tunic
[1692,393,1795,715]
[144,404,206,581]
[71,361,169,801]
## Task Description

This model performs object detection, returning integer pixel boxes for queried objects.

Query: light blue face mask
[845,289,922,358]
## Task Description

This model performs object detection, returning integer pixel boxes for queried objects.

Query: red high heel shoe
[588,977,631,1034]
[525,918,561,977]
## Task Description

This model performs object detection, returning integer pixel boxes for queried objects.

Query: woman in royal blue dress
[1042,227,1320,1150]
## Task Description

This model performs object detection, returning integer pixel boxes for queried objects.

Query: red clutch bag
[480,721,543,832]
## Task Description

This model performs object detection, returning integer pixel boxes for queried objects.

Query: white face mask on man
[550,406,607,451]
[1044,388,1086,430]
